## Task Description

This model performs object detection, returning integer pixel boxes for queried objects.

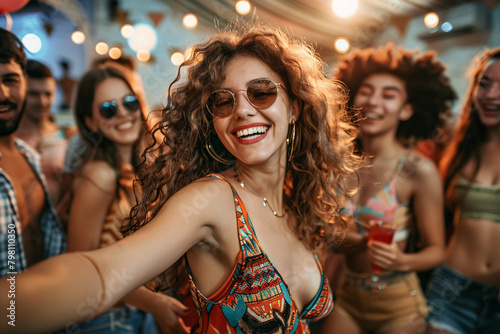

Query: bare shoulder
[160,174,236,228]
[402,151,440,183]
[78,160,117,193]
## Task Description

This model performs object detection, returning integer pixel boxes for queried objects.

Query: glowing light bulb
[171,52,185,66]
[182,13,198,30]
[109,47,122,60]
[71,30,85,44]
[424,12,439,29]
[235,1,251,15]
[332,0,358,18]
[22,34,42,53]
[121,24,134,38]
[137,50,151,62]
[95,42,109,55]
[334,37,350,54]
[127,23,157,52]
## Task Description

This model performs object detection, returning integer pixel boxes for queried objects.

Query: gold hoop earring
[205,142,231,165]
[287,121,296,162]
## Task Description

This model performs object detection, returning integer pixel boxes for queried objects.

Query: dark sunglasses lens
[99,101,117,119]
[123,96,140,112]
[207,91,234,117]
[247,80,277,108]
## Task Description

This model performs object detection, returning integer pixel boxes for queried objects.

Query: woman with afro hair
[321,43,456,334]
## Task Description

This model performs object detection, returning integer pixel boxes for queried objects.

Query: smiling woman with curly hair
[322,43,456,334]
[1,24,359,334]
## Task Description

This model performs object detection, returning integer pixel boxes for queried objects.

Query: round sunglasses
[99,95,140,119]
[206,78,287,118]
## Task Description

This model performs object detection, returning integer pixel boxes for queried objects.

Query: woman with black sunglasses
[55,65,190,334]
[0,24,359,333]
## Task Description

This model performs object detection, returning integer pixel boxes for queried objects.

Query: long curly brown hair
[334,42,456,145]
[440,47,500,236]
[122,24,359,292]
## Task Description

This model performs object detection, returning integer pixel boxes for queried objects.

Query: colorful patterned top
[186,174,334,333]
[345,158,412,242]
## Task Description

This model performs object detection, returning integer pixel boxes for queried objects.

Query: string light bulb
[334,37,350,54]
[95,42,109,55]
[121,24,134,38]
[137,50,151,62]
[127,23,157,52]
[235,1,251,15]
[22,34,42,53]
[171,52,185,66]
[109,47,122,60]
[332,0,358,18]
[182,13,198,30]
[71,30,85,44]
[424,12,439,29]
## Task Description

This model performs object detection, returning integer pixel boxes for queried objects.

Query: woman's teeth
[117,121,133,130]
[236,126,269,139]
[482,105,500,111]
[365,113,382,120]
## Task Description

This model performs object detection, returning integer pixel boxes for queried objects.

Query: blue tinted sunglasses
[99,95,140,119]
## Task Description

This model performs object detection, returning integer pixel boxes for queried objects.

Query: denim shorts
[426,265,500,334]
[54,305,159,334]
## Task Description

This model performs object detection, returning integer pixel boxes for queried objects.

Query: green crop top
[455,176,500,223]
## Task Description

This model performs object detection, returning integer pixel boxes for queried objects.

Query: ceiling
[165,0,493,62]
[24,0,498,64]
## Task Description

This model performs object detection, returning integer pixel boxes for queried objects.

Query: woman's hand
[367,241,409,272]
[151,294,191,334]
[122,287,191,334]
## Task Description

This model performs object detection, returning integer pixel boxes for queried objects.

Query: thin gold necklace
[233,171,286,218]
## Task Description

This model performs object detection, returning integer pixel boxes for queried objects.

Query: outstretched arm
[66,163,189,332]
[1,179,217,333]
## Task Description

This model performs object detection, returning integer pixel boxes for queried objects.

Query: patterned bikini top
[186,174,334,334]
[345,158,412,242]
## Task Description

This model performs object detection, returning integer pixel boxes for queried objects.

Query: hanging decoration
[115,9,129,26]
[148,12,164,27]
[43,21,54,36]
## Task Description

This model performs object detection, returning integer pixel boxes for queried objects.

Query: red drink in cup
[369,220,396,274]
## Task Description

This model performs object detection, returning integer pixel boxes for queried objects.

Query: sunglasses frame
[99,95,140,120]
[206,78,287,118]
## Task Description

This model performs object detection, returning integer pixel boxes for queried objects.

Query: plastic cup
[368,220,396,274]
